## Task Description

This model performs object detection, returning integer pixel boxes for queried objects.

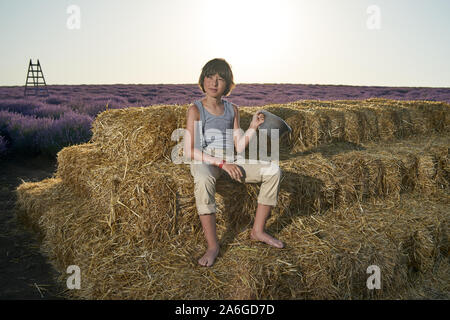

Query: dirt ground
[0,153,65,299]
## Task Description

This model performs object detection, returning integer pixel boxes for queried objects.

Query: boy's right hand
[221,163,244,182]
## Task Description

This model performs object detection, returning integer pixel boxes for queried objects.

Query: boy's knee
[195,174,217,186]
[260,163,282,179]
[271,166,282,183]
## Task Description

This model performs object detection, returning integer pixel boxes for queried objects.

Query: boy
[184,58,284,267]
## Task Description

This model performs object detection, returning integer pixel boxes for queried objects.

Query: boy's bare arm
[232,104,260,154]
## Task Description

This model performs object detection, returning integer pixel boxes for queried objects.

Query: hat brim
[257,110,292,138]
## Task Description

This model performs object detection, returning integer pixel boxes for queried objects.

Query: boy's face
[204,73,227,98]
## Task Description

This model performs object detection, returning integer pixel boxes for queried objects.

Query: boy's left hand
[250,111,265,129]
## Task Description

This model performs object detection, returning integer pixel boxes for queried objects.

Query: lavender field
[1,83,449,158]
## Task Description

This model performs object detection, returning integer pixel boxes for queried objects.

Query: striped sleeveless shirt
[194,99,235,155]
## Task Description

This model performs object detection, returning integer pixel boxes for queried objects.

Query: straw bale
[279,107,323,153]
[53,143,200,244]
[15,177,63,237]
[90,105,187,163]
[404,100,449,132]
[359,133,449,192]
[306,211,407,299]
[437,218,449,258]
[54,142,108,197]
[416,154,438,192]
[215,243,302,299]
[429,145,450,190]
[278,153,342,215]
[90,161,199,244]
[403,257,450,299]
[339,106,378,144]
[53,143,267,246]
[331,151,403,202]
[401,229,436,274]
[339,99,446,143]
[15,176,292,300]
[396,194,449,277]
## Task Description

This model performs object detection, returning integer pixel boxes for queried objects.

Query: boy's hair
[198,58,235,96]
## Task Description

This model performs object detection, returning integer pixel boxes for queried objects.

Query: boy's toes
[198,256,209,267]
[198,248,219,267]
[272,239,284,249]
[251,231,285,249]
[198,257,211,267]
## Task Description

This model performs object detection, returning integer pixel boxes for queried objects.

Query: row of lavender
[1,84,449,158]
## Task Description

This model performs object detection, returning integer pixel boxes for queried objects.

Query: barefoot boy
[184,58,284,267]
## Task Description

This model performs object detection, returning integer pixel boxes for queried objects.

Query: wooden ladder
[24,59,49,97]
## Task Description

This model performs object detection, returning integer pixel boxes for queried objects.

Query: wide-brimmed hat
[257,110,292,138]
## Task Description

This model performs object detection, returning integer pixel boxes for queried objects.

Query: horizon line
[1,83,449,89]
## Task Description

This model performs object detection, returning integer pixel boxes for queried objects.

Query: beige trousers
[189,147,282,215]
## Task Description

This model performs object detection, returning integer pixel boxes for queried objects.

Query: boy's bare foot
[198,246,219,267]
[250,230,284,248]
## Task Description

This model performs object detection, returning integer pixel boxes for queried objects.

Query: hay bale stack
[205,191,449,300]
[268,191,449,299]
[14,98,450,300]
[52,134,448,250]
[16,177,448,299]
[51,139,449,253]
[17,176,161,299]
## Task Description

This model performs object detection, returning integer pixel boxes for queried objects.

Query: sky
[0,0,449,87]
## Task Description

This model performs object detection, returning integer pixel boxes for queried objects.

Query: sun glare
[200,0,296,69]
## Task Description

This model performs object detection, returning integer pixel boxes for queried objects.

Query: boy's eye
[207,75,225,81]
